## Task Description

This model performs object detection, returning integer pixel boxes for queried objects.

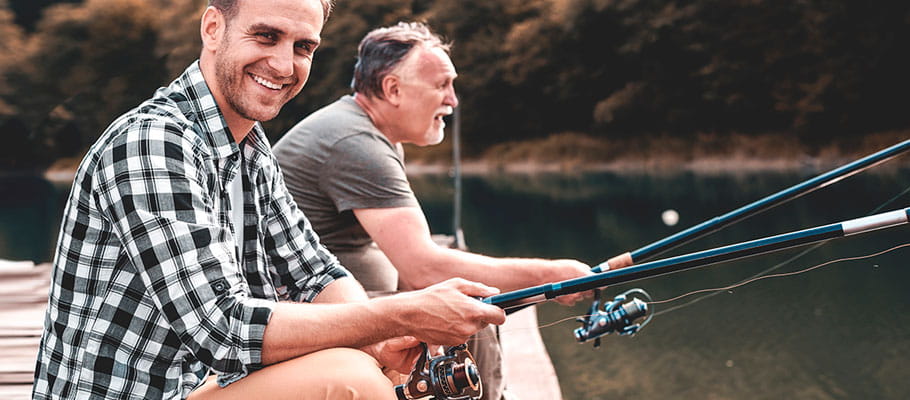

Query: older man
[32,3,504,400]
[273,22,592,400]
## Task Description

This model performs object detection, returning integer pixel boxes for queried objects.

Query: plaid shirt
[33,61,349,399]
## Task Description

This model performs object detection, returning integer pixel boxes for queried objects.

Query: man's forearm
[261,297,401,365]
[260,278,506,366]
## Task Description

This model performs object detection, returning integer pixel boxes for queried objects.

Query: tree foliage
[1,0,909,169]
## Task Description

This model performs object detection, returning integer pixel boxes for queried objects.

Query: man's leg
[188,348,396,400]
[469,325,505,400]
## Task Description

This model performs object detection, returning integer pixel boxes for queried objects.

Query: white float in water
[661,209,679,226]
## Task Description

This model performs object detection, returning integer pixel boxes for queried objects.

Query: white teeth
[251,74,282,90]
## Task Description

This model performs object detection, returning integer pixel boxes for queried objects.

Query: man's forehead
[412,46,457,77]
[233,0,324,37]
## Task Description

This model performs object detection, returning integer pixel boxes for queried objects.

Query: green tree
[5,0,168,164]
[0,0,36,169]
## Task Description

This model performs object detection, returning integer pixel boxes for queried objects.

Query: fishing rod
[596,139,910,271]
[483,206,909,343]
[501,139,910,321]
[396,142,910,399]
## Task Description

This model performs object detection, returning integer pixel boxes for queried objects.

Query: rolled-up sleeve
[94,119,273,383]
[263,158,351,303]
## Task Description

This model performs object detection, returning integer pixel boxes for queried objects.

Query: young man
[32,2,504,399]
[273,22,594,400]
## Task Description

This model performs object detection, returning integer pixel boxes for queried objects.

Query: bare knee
[316,348,396,400]
[188,348,395,400]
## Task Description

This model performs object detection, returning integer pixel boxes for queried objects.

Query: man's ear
[381,74,403,107]
[200,7,224,52]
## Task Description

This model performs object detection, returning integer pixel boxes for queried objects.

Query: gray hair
[208,0,335,24]
[351,21,451,99]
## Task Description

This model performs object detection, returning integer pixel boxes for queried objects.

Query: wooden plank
[500,305,563,400]
[0,261,49,399]
[0,384,32,400]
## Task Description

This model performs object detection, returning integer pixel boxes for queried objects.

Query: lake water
[2,168,909,399]
[410,169,910,400]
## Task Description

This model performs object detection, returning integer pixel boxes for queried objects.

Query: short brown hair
[208,0,335,23]
[351,21,451,99]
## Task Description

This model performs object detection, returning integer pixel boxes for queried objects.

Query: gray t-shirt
[273,95,419,291]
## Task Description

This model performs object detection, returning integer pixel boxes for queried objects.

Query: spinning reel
[574,288,653,347]
[395,343,482,400]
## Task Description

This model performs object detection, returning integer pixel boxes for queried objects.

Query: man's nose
[267,42,295,77]
[445,85,459,108]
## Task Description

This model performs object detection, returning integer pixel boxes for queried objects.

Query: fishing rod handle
[592,252,633,274]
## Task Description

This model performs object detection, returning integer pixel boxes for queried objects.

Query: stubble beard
[214,50,290,123]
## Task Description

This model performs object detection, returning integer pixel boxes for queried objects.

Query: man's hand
[389,278,506,345]
[362,336,423,374]
[547,259,594,306]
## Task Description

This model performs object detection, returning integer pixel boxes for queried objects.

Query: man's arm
[353,206,592,296]
[259,278,505,366]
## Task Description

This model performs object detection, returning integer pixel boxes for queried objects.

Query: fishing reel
[395,342,482,400]
[574,288,653,347]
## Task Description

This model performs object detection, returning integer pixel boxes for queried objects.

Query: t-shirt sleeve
[319,133,419,212]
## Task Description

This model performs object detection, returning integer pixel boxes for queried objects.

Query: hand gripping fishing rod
[483,207,910,344]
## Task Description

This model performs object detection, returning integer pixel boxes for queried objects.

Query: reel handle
[395,343,482,400]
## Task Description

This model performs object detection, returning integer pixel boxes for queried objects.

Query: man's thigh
[469,325,505,400]
[188,348,396,400]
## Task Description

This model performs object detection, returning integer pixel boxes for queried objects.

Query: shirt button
[212,278,228,294]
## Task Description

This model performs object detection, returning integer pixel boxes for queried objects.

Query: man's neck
[353,93,401,145]
[199,57,255,145]
[224,114,255,145]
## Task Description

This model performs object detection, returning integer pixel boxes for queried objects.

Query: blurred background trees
[1,0,908,169]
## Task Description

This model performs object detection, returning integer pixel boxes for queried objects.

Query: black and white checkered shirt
[33,61,350,399]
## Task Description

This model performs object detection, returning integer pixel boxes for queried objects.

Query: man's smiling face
[212,0,323,124]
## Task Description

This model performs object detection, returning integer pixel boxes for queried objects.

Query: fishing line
[472,239,910,341]
[649,242,910,306]
[649,180,910,318]
[471,178,910,341]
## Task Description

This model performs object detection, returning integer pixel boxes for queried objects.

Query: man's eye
[256,32,276,41]
[295,42,316,55]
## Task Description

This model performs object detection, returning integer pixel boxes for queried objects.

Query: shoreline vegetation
[39,131,910,183]
[404,131,910,175]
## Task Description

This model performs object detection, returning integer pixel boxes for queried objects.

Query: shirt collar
[170,60,240,161]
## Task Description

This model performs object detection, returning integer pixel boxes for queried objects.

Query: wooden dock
[0,260,47,400]
[500,305,563,400]
[0,261,562,400]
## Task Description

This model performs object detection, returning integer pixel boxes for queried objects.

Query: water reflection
[0,176,70,262]
[412,169,910,400]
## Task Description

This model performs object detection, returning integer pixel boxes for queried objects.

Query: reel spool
[574,288,653,347]
[395,343,482,400]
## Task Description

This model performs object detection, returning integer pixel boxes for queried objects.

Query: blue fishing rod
[503,140,910,335]
[484,207,910,343]
[397,143,910,399]
[596,139,910,271]
[558,139,910,346]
